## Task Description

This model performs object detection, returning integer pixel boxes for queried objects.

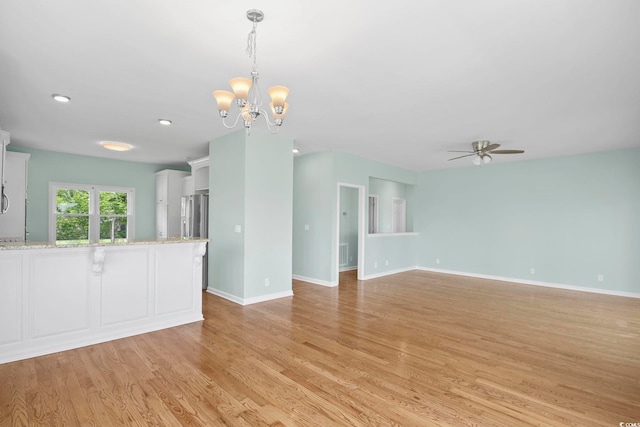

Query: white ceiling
[1,0,639,170]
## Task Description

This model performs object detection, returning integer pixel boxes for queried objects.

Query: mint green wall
[7,146,180,241]
[209,131,246,297]
[332,152,419,280]
[369,177,415,233]
[416,148,640,293]
[244,131,293,298]
[292,152,334,282]
[293,151,419,284]
[339,186,358,269]
[209,130,293,300]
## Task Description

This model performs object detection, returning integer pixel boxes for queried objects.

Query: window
[49,183,135,244]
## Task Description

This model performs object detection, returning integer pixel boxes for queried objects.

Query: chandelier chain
[246,21,258,71]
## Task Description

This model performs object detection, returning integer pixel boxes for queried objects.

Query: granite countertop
[0,238,209,251]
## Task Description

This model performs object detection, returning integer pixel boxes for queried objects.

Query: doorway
[336,183,365,283]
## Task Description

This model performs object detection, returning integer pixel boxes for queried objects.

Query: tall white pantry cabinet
[0,151,30,242]
[155,169,188,239]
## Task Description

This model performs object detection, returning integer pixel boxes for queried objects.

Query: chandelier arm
[256,110,281,134]
[221,113,244,129]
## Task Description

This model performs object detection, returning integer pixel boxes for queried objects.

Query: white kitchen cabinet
[188,156,209,193]
[0,151,30,242]
[155,169,188,239]
[182,175,195,196]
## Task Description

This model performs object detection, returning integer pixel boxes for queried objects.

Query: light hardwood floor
[1,270,639,426]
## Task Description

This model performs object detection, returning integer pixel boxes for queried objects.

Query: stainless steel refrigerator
[181,193,209,289]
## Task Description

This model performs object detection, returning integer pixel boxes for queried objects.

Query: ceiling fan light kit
[448,140,524,166]
[212,9,290,134]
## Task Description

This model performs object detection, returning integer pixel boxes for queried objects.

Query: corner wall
[208,130,293,304]
[415,148,640,294]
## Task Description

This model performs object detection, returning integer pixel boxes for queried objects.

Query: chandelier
[213,9,289,134]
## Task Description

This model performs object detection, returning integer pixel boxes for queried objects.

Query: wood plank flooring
[1,270,639,426]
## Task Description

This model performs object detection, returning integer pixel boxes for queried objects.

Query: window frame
[49,182,135,244]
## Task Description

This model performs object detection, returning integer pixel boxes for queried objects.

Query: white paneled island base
[0,239,207,364]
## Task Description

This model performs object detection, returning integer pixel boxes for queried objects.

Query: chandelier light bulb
[268,86,290,112]
[472,156,481,166]
[229,77,252,104]
[213,90,235,116]
[270,102,289,124]
[241,105,253,127]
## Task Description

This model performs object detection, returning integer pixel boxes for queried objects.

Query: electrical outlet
[234,225,242,233]
[374,261,378,269]
[385,260,389,266]
[597,274,604,282]
[304,224,310,231]
[530,268,535,275]
[436,258,440,264]
[265,278,270,287]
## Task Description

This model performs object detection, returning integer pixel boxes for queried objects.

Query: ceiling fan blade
[489,149,525,154]
[447,150,475,153]
[484,143,501,152]
[448,153,477,161]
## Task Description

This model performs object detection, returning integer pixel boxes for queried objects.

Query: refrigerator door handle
[0,189,8,214]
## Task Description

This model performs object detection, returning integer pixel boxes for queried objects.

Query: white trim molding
[206,287,294,305]
[417,267,640,299]
[360,266,417,281]
[292,274,338,287]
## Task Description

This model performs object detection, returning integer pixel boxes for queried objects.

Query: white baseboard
[339,266,357,272]
[417,267,640,299]
[360,266,417,280]
[206,288,294,306]
[292,274,338,287]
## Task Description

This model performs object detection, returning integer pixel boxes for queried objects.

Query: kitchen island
[0,238,207,364]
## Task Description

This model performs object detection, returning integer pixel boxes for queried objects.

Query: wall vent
[339,243,348,266]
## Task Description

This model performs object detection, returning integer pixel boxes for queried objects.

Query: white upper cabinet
[155,169,188,239]
[188,156,209,193]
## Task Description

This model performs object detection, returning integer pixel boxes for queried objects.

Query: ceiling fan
[448,140,525,165]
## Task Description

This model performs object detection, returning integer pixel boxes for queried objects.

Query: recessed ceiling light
[158,119,172,126]
[100,141,133,152]
[52,94,71,103]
